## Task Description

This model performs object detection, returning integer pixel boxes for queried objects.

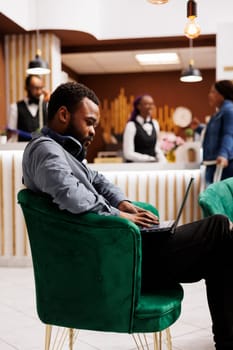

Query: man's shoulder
[16,99,27,106]
[24,134,58,154]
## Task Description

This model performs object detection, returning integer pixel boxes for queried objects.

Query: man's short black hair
[47,82,100,121]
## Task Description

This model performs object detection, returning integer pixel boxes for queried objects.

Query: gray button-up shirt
[22,128,127,216]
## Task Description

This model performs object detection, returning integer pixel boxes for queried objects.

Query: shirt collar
[25,97,39,106]
[136,115,152,125]
[40,127,85,161]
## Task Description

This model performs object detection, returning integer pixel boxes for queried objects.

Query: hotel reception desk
[0,143,204,266]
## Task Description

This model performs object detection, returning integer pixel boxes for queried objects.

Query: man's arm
[23,138,121,216]
[23,137,159,226]
[217,109,233,165]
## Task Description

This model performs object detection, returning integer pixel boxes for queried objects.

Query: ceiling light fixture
[180,39,203,83]
[26,30,50,75]
[184,0,201,39]
[136,52,180,65]
[180,59,203,82]
[147,0,169,4]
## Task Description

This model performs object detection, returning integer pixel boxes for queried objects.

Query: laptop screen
[171,177,194,233]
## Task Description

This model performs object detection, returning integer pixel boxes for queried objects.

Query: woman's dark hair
[129,96,143,121]
[47,82,99,120]
[215,80,233,101]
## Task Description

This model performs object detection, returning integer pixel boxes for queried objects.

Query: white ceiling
[62,46,216,75]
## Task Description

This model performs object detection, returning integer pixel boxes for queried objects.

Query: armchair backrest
[17,189,153,333]
[198,177,233,220]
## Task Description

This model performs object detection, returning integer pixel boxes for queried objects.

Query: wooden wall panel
[0,39,6,132]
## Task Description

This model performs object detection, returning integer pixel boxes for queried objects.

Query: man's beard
[28,92,40,104]
[64,121,93,157]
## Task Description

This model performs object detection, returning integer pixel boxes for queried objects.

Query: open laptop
[140,177,194,235]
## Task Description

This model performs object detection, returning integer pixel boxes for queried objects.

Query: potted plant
[184,128,194,142]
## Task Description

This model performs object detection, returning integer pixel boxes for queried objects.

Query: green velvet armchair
[18,188,183,350]
[198,177,233,220]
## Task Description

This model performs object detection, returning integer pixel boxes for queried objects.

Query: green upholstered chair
[17,188,183,350]
[198,177,233,220]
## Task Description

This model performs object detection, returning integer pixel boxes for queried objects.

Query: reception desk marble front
[0,144,204,266]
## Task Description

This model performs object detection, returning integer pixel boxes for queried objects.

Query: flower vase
[166,149,176,162]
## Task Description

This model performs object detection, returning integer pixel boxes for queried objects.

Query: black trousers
[141,214,233,350]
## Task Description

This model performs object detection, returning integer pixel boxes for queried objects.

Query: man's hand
[118,201,159,227]
[216,156,228,168]
[42,89,51,102]
[118,201,139,214]
[190,117,201,130]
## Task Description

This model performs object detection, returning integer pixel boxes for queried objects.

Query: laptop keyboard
[159,220,174,228]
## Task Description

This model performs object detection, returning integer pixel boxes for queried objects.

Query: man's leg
[141,214,233,349]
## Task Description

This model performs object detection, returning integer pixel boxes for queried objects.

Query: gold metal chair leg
[153,332,158,350]
[165,328,172,350]
[153,328,173,350]
[45,324,52,350]
[69,328,74,350]
[44,326,79,350]
[132,333,150,350]
[142,333,150,350]
[132,334,141,350]
[159,331,162,350]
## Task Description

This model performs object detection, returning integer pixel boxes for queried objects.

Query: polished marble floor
[0,267,215,350]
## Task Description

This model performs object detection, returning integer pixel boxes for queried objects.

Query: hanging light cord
[189,38,193,65]
[36,29,41,56]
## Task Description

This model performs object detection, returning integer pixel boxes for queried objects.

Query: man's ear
[58,106,70,124]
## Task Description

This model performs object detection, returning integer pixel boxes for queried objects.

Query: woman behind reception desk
[122,95,166,163]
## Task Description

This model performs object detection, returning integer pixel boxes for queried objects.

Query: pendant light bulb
[184,18,201,39]
[184,0,201,39]
[147,0,169,4]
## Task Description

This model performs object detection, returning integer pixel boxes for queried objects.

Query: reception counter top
[0,142,28,150]
[89,161,201,171]
[0,146,204,266]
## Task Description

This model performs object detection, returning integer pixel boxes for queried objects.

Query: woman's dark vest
[134,120,157,157]
[17,101,47,142]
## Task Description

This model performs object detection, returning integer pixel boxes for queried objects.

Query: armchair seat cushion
[132,285,183,333]
[136,286,183,319]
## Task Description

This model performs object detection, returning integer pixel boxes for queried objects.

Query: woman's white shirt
[122,115,167,163]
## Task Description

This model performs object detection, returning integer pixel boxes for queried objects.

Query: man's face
[65,97,100,149]
[27,76,44,100]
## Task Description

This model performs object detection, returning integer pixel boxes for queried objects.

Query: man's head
[25,75,44,102]
[47,82,100,149]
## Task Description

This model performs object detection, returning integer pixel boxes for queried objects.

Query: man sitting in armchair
[22,81,233,350]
